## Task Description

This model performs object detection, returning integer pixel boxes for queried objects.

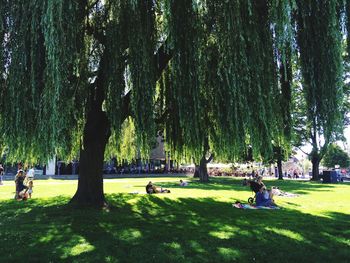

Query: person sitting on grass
[15,170,28,200]
[256,187,277,207]
[18,190,29,201]
[145,181,170,194]
[246,177,264,194]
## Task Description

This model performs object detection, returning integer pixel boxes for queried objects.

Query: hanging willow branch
[128,0,157,157]
[296,0,343,140]
[163,0,206,162]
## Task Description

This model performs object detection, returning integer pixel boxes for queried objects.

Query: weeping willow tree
[0,0,348,206]
[268,0,295,180]
[295,0,345,180]
[160,0,291,181]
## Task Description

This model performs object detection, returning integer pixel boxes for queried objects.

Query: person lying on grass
[179,179,188,186]
[145,181,171,194]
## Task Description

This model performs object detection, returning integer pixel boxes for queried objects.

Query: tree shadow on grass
[0,194,349,262]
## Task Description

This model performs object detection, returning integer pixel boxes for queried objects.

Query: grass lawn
[0,177,349,263]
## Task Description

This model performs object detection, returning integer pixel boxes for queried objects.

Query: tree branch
[206,153,214,164]
[121,91,131,122]
[121,38,173,123]
[88,0,99,10]
[295,146,309,156]
[86,23,106,44]
[154,39,172,80]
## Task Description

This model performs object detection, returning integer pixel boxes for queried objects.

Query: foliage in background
[322,143,350,168]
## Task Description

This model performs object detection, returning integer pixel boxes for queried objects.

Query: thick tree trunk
[70,108,111,207]
[193,153,213,182]
[199,156,209,182]
[193,165,200,178]
[311,156,320,181]
[193,160,209,181]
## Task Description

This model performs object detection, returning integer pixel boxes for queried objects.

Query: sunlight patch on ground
[160,242,186,261]
[321,232,350,246]
[265,227,305,242]
[209,225,238,239]
[188,240,205,253]
[209,230,235,239]
[117,228,143,242]
[39,228,60,243]
[63,237,95,257]
[217,247,240,261]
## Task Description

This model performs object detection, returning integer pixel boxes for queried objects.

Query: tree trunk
[193,153,212,182]
[199,156,209,182]
[311,156,320,181]
[70,108,111,207]
[193,159,209,182]
[277,158,283,180]
[193,165,200,178]
[276,147,284,180]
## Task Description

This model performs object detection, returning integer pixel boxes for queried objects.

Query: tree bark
[193,165,200,178]
[199,155,209,182]
[70,107,111,207]
[68,20,172,207]
[277,158,283,180]
[311,155,320,181]
[276,147,284,180]
[193,153,213,182]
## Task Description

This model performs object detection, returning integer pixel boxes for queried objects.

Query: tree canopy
[322,144,350,168]
[0,0,348,166]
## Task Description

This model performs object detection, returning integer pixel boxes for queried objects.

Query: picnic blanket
[271,188,299,197]
[233,203,280,209]
[277,192,299,197]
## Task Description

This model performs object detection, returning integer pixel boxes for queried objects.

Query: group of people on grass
[14,164,34,201]
[9,162,278,207]
[145,177,278,208]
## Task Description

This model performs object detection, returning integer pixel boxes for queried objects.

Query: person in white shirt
[179,179,188,186]
[27,167,35,179]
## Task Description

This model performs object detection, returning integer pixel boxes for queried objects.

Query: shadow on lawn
[0,195,349,263]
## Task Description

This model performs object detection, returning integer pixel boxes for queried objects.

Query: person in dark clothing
[145,181,170,194]
[146,181,154,194]
[247,179,264,193]
[255,190,275,207]
[15,170,28,200]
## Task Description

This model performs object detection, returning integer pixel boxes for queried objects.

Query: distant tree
[292,0,347,180]
[322,144,350,168]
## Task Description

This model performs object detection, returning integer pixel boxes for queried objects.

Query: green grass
[0,177,349,263]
